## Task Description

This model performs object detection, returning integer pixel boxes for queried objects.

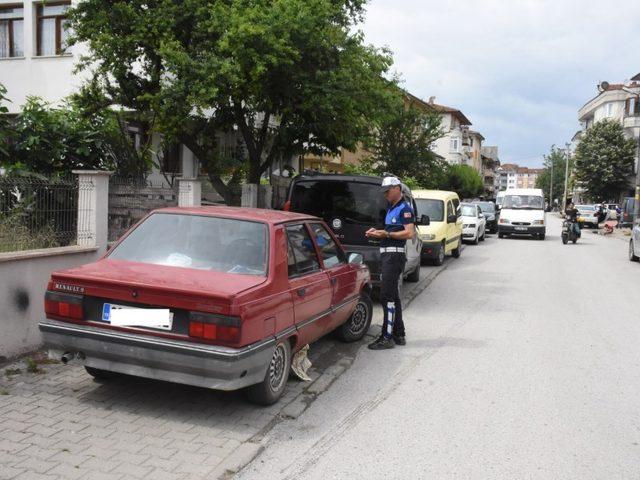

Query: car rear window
[577,205,595,211]
[476,202,495,213]
[290,180,386,225]
[415,199,444,222]
[108,213,268,275]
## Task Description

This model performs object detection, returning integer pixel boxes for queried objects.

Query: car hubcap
[269,345,286,391]
[349,301,369,335]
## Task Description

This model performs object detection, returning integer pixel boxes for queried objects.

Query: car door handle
[297,288,306,297]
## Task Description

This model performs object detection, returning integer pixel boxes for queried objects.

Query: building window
[0,6,24,58]
[605,103,614,117]
[450,138,460,152]
[37,2,70,56]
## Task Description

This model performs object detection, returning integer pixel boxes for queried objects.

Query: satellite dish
[599,81,610,91]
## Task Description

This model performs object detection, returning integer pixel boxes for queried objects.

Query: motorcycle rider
[565,202,581,237]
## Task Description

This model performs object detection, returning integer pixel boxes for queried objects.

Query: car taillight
[188,312,241,343]
[44,291,84,320]
[283,200,291,211]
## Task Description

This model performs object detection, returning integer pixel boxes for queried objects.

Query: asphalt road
[238,215,640,480]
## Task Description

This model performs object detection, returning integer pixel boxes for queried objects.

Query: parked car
[575,204,599,228]
[40,207,373,405]
[473,201,498,233]
[283,173,423,285]
[620,197,637,228]
[498,188,546,240]
[460,203,486,244]
[606,203,620,220]
[413,190,463,265]
[630,221,640,262]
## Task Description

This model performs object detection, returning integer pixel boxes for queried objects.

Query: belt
[380,247,405,253]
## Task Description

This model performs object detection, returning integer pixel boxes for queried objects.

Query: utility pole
[562,143,571,211]
[549,155,554,208]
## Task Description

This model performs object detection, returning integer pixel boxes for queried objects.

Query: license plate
[514,226,527,231]
[102,303,173,330]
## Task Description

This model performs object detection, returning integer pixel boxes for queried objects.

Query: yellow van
[413,190,463,265]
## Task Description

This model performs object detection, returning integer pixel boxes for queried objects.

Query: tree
[0,93,147,177]
[536,145,569,205]
[573,119,636,201]
[363,94,446,188]
[68,0,395,203]
[442,164,484,199]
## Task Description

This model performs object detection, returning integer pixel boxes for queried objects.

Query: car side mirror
[447,214,457,224]
[347,252,364,265]
[479,213,484,218]
[418,214,430,226]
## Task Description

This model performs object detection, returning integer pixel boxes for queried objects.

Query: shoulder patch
[403,212,412,218]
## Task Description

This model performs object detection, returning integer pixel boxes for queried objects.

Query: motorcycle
[561,218,580,244]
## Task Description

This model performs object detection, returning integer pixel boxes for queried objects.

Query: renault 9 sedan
[40,207,372,405]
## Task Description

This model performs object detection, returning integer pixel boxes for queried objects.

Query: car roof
[153,206,318,225]
[412,189,459,201]
[293,173,383,184]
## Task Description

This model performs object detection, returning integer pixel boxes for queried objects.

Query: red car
[39,207,372,404]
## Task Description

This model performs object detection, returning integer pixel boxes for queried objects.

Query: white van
[495,190,506,208]
[498,188,546,240]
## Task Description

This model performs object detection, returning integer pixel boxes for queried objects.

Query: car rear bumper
[39,319,275,391]
[498,225,546,235]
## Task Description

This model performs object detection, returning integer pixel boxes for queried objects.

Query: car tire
[336,292,373,342]
[432,242,446,265]
[84,366,116,381]
[498,232,504,239]
[539,233,546,240]
[630,240,639,262]
[451,241,461,258]
[472,232,479,245]
[246,340,291,406]
[480,230,486,241]
[405,263,420,283]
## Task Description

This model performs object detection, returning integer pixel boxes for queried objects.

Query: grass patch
[5,368,21,377]
[26,358,44,374]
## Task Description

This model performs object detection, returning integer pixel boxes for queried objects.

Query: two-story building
[427,97,474,166]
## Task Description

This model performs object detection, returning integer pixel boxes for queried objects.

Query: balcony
[623,113,640,130]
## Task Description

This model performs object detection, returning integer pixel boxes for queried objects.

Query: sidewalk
[0,263,448,480]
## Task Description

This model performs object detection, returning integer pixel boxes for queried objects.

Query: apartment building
[495,163,542,191]
[577,73,640,193]
[481,146,499,196]
[427,97,475,166]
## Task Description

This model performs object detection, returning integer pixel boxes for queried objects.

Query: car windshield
[503,195,544,210]
[460,205,476,216]
[476,202,495,213]
[577,205,595,211]
[291,180,387,225]
[108,213,268,275]
[415,199,444,222]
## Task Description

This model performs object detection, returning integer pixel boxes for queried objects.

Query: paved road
[238,216,640,480]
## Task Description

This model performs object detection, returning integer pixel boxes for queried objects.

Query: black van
[620,197,637,228]
[283,173,423,286]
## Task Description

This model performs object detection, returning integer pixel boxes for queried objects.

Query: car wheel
[498,232,504,239]
[405,263,420,282]
[432,242,445,265]
[246,340,291,405]
[336,292,373,342]
[480,229,486,241]
[85,366,116,381]
[451,240,461,258]
[630,240,639,262]
[472,232,479,245]
[539,233,546,240]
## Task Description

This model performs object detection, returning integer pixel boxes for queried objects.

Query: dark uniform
[379,197,415,340]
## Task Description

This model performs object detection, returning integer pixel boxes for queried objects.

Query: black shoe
[393,335,406,346]
[368,337,395,350]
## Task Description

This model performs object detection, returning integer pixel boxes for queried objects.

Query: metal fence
[0,176,79,253]
[108,177,179,242]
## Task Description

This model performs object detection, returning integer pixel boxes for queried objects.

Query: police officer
[365,176,416,350]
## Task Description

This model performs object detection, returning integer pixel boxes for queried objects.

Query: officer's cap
[381,176,401,191]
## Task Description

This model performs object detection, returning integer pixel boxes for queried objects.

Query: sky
[360,0,640,167]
